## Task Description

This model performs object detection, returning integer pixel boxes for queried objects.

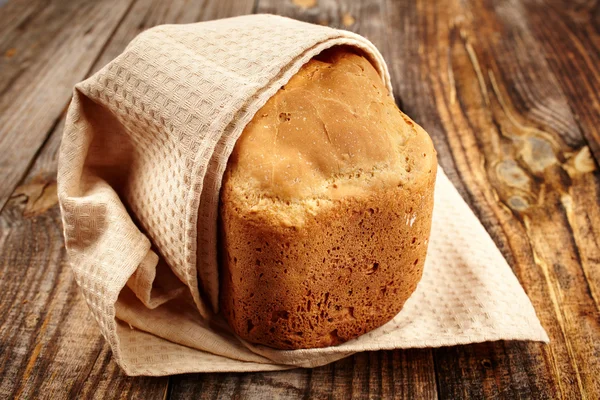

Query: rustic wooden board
[0,0,599,398]
[0,0,137,210]
[170,350,438,399]
[413,0,600,397]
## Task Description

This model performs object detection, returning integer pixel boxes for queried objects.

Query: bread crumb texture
[219,47,437,349]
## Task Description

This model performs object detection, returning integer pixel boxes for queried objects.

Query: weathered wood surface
[0,0,598,398]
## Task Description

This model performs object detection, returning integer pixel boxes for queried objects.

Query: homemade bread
[219,47,437,349]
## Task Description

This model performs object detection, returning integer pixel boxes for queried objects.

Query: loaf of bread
[219,47,437,349]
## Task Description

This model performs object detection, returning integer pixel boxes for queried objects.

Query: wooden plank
[520,0,600,162]
[520,1,600,396]
[0,0,46,47]
[520,6,600,392]
[379,0,600,398]
[169,350,437,399]
[433,342,555,399]
[0,0,135,211]
[0,0,254,398]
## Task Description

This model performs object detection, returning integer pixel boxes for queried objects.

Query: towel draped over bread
[57,14,548,376]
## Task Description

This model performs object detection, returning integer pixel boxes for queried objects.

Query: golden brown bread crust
[219,47,437,349]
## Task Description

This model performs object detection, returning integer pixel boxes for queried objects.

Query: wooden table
[1,0,598,398]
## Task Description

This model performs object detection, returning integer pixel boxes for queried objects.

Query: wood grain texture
[392,0,598,397]
[382,1,599,398]
[0,0,136,211]
[522,0,600,162]
[170,350,437,400]
[0,0,599,398]
[411,0,600,397]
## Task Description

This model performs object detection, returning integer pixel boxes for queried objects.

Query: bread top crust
[223,47,437,225]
